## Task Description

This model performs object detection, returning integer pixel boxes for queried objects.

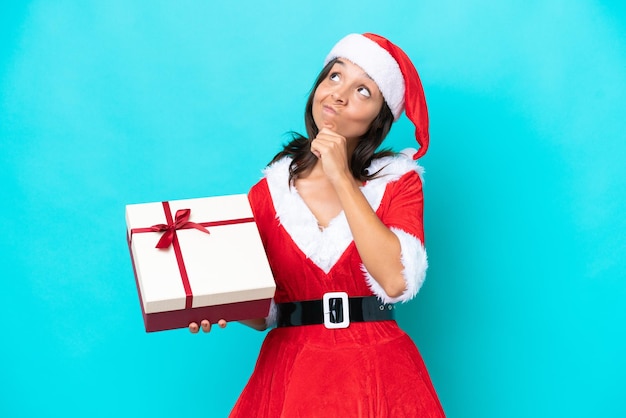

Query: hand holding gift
[188,316,269,333]
[188,319,227,334]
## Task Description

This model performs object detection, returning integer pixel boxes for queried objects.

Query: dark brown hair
[270,58,396,183]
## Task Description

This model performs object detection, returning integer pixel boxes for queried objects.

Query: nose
[331,86,348,103]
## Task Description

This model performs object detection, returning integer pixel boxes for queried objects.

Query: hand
[189,319,227,334]
[310,128,351,184]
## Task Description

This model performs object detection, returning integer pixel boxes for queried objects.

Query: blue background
[2,1,625,417]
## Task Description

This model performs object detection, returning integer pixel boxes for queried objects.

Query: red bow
[150,208,209,249]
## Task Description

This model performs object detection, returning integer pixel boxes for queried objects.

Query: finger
[310,139,324,158]
[311,136,335,151]
[201,319,211,333]
[318,127,337,137]
[218,319,227,328]
[315,134,346,152]
[189,322,199,334]
[310,146,322,159]
[312,138,344,159]
[318,128,345,141]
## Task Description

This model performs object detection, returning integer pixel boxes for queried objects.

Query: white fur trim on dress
[265,298,277,328]
[265,158,354,273]
[264,150,425,298]
[361,228,428,304]
[325,33,405,119]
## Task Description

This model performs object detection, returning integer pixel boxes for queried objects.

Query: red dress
[230,152,445,418]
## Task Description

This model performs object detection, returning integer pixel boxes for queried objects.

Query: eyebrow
[334,59,375,82]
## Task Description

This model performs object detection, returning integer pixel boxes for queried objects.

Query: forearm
[334,178,406,298]
[239,317,268,331]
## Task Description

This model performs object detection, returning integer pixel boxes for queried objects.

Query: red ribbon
[129,201,254,310]
[150,206,210,249]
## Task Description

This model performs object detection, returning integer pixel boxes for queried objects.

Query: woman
[191,33,445,417]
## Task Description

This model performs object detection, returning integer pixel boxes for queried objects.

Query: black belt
[277,292,394,329]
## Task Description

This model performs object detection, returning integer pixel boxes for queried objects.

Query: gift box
[126,194,276,332]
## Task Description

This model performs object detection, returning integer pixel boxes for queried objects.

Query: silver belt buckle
[323,292,350,329]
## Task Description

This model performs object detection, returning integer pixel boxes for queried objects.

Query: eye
[357,86,371,98]
[329,72,340,82]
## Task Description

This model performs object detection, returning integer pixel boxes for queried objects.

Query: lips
[314,101,339,131]
[322,104,337,115]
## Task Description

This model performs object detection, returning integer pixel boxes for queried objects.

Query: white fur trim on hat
[325,33,405,119]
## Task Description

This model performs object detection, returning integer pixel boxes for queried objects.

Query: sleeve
[383,170,425,241]
[247,179,272,248]
[363,170,428,304]
[247,179,278,328]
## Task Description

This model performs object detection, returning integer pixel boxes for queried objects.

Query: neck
[346,137,358,160]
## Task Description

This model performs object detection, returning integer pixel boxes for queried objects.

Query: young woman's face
[312,59,384,142]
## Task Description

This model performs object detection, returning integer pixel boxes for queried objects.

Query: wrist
[333,175,362,204]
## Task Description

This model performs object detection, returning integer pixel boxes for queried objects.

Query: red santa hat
[325,33,429,160]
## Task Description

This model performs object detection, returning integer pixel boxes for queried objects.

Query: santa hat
[324,33,429,160]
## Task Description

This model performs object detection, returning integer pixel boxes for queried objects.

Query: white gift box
[126,194,275,332]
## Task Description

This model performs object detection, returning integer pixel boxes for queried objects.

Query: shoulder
[247,157,292,218]
[367,148,424,182]
[262,156,292,186]
[363,149,424,199]
[347,149,423,213]
[259,156,293,206]
[249,157,290,195]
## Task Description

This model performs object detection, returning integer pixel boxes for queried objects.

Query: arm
[239,318,268,331]
[311,129,407,298]
[334,179,407,297]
